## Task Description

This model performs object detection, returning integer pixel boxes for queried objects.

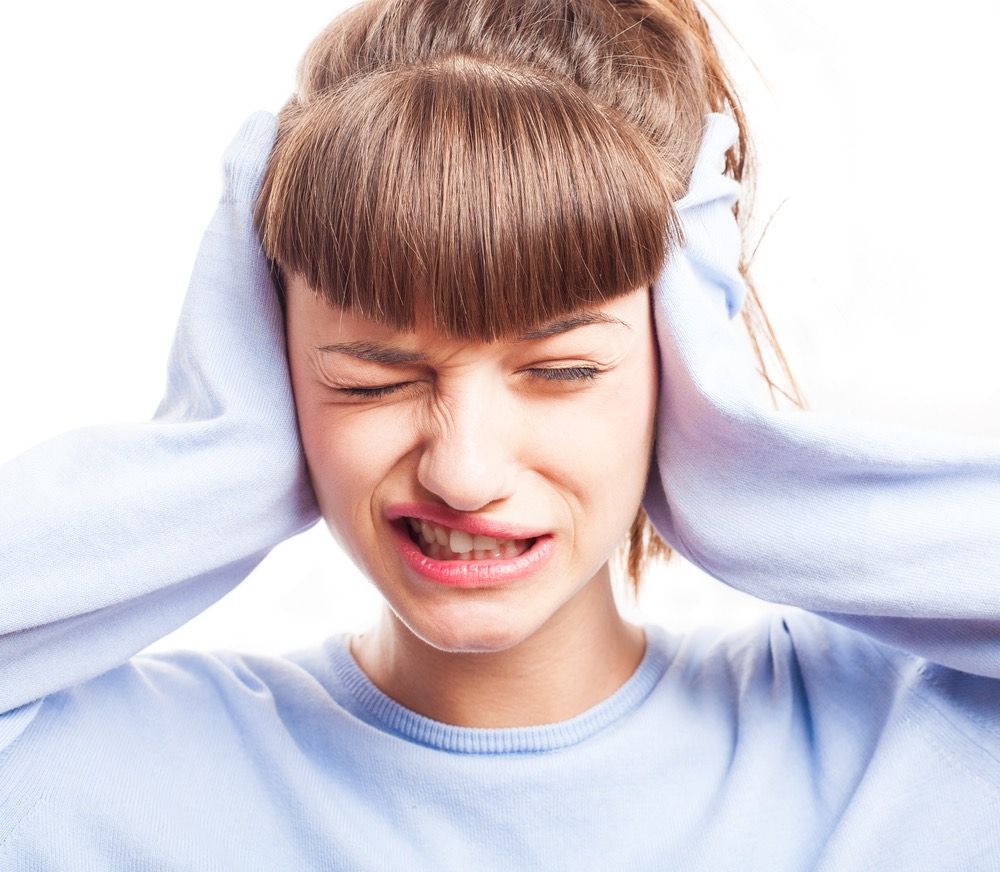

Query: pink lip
[385,501,550,541]
[389,518,556,588]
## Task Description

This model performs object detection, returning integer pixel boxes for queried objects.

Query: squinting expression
[284,276,660,653]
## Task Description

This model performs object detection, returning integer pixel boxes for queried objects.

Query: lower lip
[389,520,556,588]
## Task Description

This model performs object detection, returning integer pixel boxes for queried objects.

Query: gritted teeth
[405,517,535,560]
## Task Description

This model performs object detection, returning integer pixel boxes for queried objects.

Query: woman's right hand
[0,111,320,715]
[151,109,320,529]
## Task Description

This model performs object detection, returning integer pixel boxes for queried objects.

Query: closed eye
[334,365,604,399]
[527,365,602,383]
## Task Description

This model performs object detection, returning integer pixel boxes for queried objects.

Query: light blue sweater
[1,111,998,870]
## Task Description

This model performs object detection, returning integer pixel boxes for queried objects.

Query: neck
[347,566,647,728]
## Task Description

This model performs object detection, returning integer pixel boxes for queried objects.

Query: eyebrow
[314,310,631,365]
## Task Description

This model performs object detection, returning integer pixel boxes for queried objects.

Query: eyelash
[336,366,603,399]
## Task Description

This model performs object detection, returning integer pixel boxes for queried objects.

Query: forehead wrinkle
[514,311,630,341]
[313,309,631,365]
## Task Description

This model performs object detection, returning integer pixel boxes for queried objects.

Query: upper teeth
[406,517,526,555]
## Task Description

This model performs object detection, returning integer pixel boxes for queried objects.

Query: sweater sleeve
[0,111,321,717]
[642,113,1000,681]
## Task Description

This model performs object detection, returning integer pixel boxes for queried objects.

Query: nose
[415,380,517,512]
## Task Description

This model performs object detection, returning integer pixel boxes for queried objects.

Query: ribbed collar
[328,622,671,755]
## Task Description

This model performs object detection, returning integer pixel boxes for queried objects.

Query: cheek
[575,357,658,521]
[295,396,411,527]
[527,374,656,548]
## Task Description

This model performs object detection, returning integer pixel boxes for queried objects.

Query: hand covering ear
[642,113,1000,679]
[0,112,320,714]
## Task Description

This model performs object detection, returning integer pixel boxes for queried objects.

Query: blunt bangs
[254,55,682,342]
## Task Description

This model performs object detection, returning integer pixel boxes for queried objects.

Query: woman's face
[284,277,659,653]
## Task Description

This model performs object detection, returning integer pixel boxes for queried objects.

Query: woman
[1,1,998,869]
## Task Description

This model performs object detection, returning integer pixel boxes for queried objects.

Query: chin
[398,599,543,655]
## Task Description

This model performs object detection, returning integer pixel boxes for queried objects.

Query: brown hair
[253,0,808,601]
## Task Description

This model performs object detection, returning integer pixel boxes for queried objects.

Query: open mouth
[401,517,538,562]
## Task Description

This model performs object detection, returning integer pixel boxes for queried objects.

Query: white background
[2,1,997,657]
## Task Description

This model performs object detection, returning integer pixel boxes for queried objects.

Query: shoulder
[658,610,1000,794]
[2,641,340,771]
[664,608,998,744]
[661,607,905,702]
[0,642,350,859]
[761,609,999,770]
[59,643,338,727]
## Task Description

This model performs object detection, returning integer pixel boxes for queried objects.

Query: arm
[642,113,1000,680]
[0,111,320,716]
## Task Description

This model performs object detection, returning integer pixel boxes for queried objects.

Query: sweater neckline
[327,621,671,755]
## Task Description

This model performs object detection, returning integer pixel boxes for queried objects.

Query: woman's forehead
[286,273,651,367]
